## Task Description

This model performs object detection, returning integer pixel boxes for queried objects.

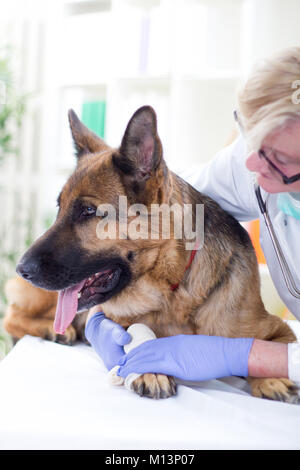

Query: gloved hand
[85,312,131,370]
[117,334,254,381]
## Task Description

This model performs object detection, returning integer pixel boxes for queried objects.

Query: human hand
[85,312,131,370]
[117,334,254,381]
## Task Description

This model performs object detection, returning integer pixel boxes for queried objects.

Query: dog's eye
[80,206,96,218]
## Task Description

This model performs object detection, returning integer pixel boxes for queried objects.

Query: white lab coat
[179,135,300,320]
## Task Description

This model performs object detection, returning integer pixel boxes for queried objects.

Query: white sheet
[0,321,300,450]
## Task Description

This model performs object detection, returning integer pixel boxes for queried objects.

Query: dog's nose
[16,259,40,281]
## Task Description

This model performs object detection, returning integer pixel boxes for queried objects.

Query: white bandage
[108,365,125,386]
[107,323,156,391]
[288,342,300,383]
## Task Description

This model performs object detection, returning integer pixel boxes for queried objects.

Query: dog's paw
[44,325,77,346]
[131,373,177,399]
[248,377,299,404]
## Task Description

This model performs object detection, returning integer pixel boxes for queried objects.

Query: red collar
[170,240,200,291]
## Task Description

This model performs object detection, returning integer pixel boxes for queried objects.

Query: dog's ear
[114,106,163,182]
[68,109,109,159]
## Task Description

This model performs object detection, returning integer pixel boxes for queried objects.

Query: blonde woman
[86,48,300,388]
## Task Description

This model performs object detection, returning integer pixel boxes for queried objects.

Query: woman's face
[246,119,300,193]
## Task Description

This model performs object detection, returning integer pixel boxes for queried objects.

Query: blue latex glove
[117,334,254,381]
[85,312,131,370]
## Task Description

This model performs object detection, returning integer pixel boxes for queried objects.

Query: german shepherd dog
[5,106,298,402]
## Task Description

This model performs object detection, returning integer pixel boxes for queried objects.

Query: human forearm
[248,339,288,378]
[84,311,294,381]
[117,334,297,382]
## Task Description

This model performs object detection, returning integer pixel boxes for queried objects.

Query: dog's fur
[4,106,298,401]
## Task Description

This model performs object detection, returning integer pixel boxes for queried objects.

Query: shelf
[114,74,171,88]
[64,0,112,16]
[57,76,171,92]
[113,0,161,10]
[58,71,241,90]
[59,82,108,90]
[182,0,243,6]
[177,70,242,81]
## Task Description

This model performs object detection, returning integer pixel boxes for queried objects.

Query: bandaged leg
[108,323,156,391]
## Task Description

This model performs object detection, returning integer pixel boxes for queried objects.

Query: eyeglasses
[258,149,300,185]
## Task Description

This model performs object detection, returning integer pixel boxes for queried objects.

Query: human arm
[84,310,253,380]
[117,335,295,381]
[117,334,254,381]
[248,339,288,377]
[84,309,298,381]
[249,340,300,381]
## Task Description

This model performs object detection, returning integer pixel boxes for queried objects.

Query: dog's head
[16,106,171,319]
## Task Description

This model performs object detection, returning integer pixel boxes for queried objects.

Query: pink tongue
[54,280,86,334]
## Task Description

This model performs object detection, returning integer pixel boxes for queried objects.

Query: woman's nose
[246,151,266,172]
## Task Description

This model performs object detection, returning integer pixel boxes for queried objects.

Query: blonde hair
[237,47,300,151]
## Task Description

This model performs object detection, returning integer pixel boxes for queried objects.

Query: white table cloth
[0,321,300,450]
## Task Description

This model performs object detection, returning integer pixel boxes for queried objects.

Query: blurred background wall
[0,0,300,352]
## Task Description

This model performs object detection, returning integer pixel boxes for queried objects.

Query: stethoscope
[234,110,300,300]
[255,184,300,299]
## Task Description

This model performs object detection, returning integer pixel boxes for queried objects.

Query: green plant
[0,47,26,357]
[0,47,26,160]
